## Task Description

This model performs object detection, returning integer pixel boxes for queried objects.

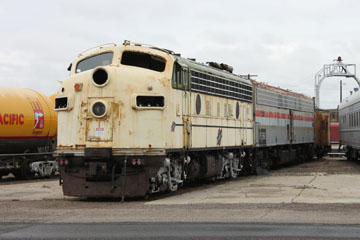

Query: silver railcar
[253,82,314,167]
[339,91,360,160]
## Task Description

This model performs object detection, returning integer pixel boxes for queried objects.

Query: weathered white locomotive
[56,41,317,198]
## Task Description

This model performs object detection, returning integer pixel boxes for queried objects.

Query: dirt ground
[1,156,360,224]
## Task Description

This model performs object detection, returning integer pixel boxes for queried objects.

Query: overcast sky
[1,0,360,109]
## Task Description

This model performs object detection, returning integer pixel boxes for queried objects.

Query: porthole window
[196,94,201,115]
[91,101,107,118]
[236,102,240,119]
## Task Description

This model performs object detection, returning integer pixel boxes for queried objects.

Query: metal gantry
[314,57,360,108]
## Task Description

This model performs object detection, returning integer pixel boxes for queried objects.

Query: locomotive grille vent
[190,70,252,102]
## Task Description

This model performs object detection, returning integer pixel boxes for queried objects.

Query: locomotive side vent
[136,96,164,108]
[55,97,68,110]
[92,68,109,86]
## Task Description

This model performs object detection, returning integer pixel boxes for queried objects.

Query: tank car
[0,87,58,179]
[339,91,360,160]
[56,41,317,199]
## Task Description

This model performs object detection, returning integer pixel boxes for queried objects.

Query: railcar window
[76,52,113,73]
[121,51,166,72]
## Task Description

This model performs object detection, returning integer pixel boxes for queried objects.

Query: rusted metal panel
[314,111,330,147]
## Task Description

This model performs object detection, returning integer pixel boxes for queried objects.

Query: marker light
[74,83,83,91]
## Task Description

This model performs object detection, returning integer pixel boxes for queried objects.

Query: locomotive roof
[173,56,252,86]
[339,90,360,110]
[251,80,312,101]
[75,42,253,88]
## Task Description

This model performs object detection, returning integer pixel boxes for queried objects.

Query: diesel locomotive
[55,41,328,198]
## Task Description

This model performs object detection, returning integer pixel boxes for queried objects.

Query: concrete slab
[0,180,64,201]
[1,160,360,205]
[147,173,360,205]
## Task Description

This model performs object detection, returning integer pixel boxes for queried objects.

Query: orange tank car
[0,87,57,179]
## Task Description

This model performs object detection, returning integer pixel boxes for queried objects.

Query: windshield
[76,52,113,73]
[121,51,166,72]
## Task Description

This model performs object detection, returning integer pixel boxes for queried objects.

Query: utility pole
[340,80,342,103]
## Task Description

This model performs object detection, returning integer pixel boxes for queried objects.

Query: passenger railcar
[339,91,360,160]
[56,41,318,199]
[252,82,315,167]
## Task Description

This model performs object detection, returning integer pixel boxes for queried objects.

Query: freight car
[330,122,339,144]
[339,91,360,161]
[55,41,325,199]
[314,110,331,158]
[0,88,58,179]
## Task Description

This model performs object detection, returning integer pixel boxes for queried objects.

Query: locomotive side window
[121,51,166,72]
[55,97,68,110]
[172,62,183,89]
[136,96,165,108]
[76,52,113,73]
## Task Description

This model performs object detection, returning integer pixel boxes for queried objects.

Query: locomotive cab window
[172,62,183,89]
[55,97,68,110]
[76,52,113,73]
[172,62,189,90]
[121,51,166,72]
[136,96,165,108]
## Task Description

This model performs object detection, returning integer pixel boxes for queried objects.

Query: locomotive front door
[85,97,114,144]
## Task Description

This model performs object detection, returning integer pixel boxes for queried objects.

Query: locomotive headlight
[92,68,109,87]
[91,101,107,118]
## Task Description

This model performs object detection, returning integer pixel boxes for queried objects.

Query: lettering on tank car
[0,113,25,125]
